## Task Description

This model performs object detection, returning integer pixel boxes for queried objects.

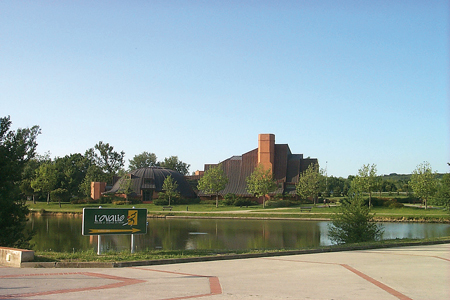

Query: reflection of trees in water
[28,215,91,252]
[28,216,450,252]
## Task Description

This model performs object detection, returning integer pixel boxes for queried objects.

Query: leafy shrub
[328,195,384,244]
[234,198,257,207]
[223,193,256,206]
[153,198,168,206]
[70,198,87,204]
[388,201,404,208]
[265,200,293,208]
[223,193,237,206]
[113,200,127,205]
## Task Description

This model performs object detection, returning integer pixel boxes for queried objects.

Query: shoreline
[28,210,450,223]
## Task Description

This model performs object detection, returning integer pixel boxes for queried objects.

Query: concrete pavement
[0,243,449,299]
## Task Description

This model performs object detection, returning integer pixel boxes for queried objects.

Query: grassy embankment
[27,201,450,223]
[33,236,450,263]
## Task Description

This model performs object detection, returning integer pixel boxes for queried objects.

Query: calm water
[27,216,450,252]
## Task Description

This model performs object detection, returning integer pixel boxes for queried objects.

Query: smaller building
[92,167,196,202]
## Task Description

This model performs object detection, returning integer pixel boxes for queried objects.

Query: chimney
[258,134,275,173]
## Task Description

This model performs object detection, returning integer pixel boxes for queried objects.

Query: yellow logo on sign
[127,210,138,226]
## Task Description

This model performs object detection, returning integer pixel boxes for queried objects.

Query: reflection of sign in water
[82,208,147,236]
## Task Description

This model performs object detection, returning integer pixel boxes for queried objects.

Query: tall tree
[296,163,322,205]
[85,141,125,182]
[197,164,229,208]
[409,162,437,210]
[246,165,277,208]
[435,173,450,211]
[160,156,190,175]
[31,162,57,204]
[129,151,158,170]
[19,158,41,203]
[54,153,90,198]
[351,164,378,207]
[0,116,40,248]
[162,175,179,206]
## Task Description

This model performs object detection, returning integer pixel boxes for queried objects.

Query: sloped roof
[199,145,318,197]
[105,167,196,198]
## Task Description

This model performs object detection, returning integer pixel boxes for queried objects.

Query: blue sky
[1,1,448,178]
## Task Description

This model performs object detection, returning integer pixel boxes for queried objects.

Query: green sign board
[82,208,147,236]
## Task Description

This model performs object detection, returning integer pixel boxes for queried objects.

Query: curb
[23,239,450,268]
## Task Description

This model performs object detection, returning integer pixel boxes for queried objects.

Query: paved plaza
[0,243,449,300]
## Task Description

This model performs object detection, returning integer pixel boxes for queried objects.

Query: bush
[153,198,168,206]
[234,198,257,207]
[388,201,404,208]
[223,193,236,206]
[368,197,404,208]
[328,195,384,244]
[70,198,89,204]
[265,200,293,208]
[223,194,257,206]
[113,200,127,205]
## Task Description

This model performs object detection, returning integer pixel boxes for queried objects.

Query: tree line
[198,162,450,211]
[21,143,190,205]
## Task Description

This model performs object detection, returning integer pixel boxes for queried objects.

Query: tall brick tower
[258,133,275,173]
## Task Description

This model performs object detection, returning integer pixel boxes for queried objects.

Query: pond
[27,216,450,253]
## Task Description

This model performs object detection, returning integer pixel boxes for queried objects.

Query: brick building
[197,134,318,200]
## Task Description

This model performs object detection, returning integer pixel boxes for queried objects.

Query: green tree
[246,165,277,208]
[19,158,41,203]
[409,162,437,209]
[296,163,321,205]
[85,141,125,182]
[198,164,229,208]
[53,153,90,198]
[351,164,378,207]
[162,175,179,206]
[31,162,57,204]
[159,156,190,175]
[435,173,450,211]
[129,151,158,170]
[328,192,384,244]
[79,164,109,198]
[0,116,40,248]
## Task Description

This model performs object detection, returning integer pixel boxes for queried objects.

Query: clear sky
[1,1,449,178]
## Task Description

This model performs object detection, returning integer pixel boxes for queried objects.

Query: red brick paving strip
[264,257,413,300]
[0,272,145,299]
[340,264,413,300]
[132,267,222,299]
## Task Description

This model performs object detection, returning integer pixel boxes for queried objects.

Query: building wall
[91,182,106,200]
[258,133,275,173]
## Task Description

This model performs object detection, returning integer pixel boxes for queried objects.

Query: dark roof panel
[105,167,196,198]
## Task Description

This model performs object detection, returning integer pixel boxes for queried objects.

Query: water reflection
[27,215,450,253]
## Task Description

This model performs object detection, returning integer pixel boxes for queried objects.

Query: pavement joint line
[263,257,413,300]
[0,271,145,299]
[131,267,222,298]
[352,249,450,262]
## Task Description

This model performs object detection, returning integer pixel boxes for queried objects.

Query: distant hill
[381,173,445,181]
